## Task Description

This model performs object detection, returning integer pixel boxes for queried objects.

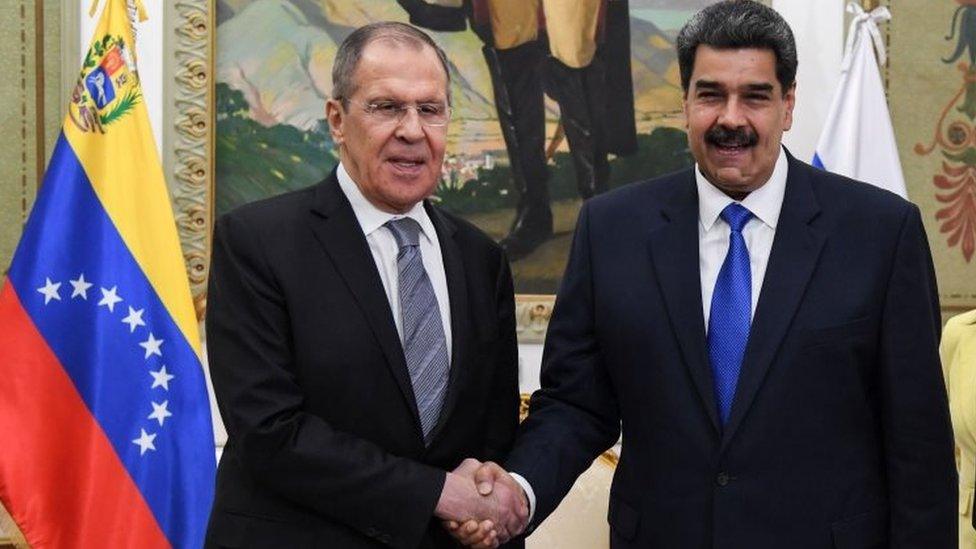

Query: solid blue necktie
[386,218,450,445]
[708,203,754,426]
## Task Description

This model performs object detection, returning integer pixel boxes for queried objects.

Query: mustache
[705,126,758,148]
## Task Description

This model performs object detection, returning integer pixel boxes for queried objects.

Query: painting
[209,0,735,298]
[889,0,976,315]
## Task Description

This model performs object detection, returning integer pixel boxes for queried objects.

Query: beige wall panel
[0,1,66,273]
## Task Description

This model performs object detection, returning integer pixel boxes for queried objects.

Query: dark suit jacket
[506,152,957,548]
[204,172,521,549]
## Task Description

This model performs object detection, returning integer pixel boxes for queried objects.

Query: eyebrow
[693,80,775,94]
[743,83,775,93]
[694,80,723,91]
[365,96,447,105]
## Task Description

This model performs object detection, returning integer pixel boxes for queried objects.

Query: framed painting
[165,0,763,342]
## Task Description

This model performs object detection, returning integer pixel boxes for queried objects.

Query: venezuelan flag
[0,1,215,547]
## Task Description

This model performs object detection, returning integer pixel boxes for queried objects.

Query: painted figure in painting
[399,0,637,259]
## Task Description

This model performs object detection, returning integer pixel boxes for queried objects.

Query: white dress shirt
[336,163,452,359]
[698,147,788,330]
[513,148,790,524]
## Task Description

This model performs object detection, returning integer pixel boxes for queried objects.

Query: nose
[394,107,425,142]
[717,96,747,128]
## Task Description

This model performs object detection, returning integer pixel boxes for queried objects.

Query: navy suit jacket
[506,152,956,548]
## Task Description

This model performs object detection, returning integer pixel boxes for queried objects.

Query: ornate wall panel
[165,0,213,321]
[890,0,976,314]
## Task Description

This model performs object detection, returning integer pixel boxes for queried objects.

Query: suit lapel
[720,156,826,451]
[647,172,721,434]
[307,173,421,434]
[423,204,469,446]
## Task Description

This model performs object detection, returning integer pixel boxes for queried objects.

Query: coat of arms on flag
[70,33,141,135]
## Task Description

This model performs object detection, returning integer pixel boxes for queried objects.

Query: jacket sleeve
[480,251,521,463]
[206,212,445,549]
[879,204,957,547]
[503,201,621,527]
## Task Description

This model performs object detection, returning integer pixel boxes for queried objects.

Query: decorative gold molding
[519,393,618,467]
[170,0,213,320]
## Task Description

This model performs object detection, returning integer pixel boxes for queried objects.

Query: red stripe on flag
[0,279,170,548]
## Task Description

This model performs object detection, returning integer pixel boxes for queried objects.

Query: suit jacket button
[716,472,730,486]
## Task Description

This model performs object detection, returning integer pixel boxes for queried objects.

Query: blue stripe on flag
[812,152,825,170]
[7,134,215,548]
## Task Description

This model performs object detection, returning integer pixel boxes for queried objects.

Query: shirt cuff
[509,472,537,525]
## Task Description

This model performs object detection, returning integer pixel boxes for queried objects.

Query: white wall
[79,0,163,156]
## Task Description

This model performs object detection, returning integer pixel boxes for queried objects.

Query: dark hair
[676,0,797,94]
[332,21,452,104]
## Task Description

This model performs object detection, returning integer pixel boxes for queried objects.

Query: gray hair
[676,0,797,94]
[331,21,452,105]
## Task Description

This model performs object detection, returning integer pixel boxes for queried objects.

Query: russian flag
[813,3,907,198]
[0,1,215,547]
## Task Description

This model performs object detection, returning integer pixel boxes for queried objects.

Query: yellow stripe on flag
[64,0,201,358]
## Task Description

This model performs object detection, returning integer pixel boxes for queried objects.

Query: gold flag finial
[131,0,148,22]
[89,0,149,22]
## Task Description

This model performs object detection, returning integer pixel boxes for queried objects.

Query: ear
[782,83,797,131]
[325,98,346,146]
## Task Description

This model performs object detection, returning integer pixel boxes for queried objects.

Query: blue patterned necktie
[386,218,450,445]
[708,203,754,426]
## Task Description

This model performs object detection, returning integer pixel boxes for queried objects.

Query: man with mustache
[452,1,957,547]
[204,22,526,548]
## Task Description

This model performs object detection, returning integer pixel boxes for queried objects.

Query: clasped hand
[434,459,528,548]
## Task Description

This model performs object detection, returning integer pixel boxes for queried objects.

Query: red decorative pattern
[934,161,976,261]
[914,63,976,263]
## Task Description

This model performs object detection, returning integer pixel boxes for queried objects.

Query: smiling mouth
[711,143,752,155]
[389,157,426,168]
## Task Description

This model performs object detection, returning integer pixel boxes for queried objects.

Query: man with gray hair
[454,1,957,546]
[205,21,525,548]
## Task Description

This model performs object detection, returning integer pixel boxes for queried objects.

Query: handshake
[434,459,530,548]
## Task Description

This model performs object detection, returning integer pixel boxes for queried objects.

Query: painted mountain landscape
[215,0,711,292]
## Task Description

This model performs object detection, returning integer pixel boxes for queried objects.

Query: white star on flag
[98,286,122,312]
[122,306,146,333]
[132,429,157,456]
[149,365,174,390]
[148,400,172,427]
[69,273,93,299]
[139,333,163,359]
[37,278,62,305]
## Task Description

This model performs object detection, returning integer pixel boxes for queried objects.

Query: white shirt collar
[336,162,437,243]
[696,146,788,231]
